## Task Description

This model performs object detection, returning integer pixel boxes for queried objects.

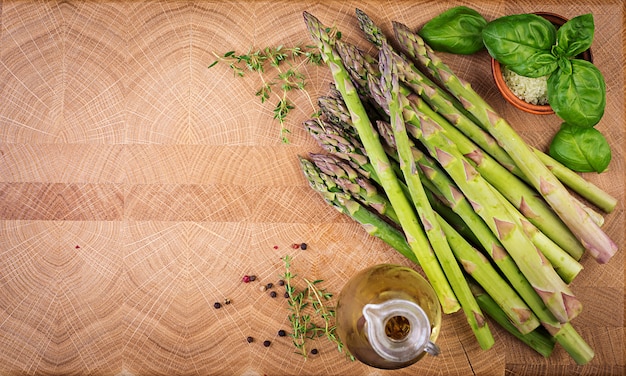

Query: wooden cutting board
[0,1,624,375]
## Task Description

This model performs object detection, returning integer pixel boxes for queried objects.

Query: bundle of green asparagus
[299,9,618,364]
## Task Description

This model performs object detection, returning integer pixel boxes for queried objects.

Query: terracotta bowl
[491,12,593,115]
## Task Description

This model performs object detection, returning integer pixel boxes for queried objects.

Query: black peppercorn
[266,282,273,289]
[284,291,289,299]
[269,291,277,298]
[263,340,271,347]
[278,329,286,337]
[278,279,285,286]
[213,302,222,309]
[311,348,318,355]
[249,275,257,282]
[300,243,308,250]
[246,336,254,343]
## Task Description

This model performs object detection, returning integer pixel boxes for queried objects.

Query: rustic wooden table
[0,1,624,375]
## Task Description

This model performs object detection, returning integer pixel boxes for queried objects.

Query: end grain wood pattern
[0,1,624,375]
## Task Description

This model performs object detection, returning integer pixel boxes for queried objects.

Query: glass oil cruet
[336,264,442,370]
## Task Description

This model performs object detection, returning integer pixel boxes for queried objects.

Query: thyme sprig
[209,44,323,143]
[209,26,340,143]
[281,255,353,360]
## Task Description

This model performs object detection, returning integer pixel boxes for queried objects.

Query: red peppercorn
[242,275,251,283]
[291,243,300,249]
[273,245,279,249]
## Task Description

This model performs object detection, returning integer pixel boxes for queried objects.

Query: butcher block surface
[0,1,624,375]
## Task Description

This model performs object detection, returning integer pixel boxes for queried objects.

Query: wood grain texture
[0,1,624,375]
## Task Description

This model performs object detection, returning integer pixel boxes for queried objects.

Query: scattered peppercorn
[284,292,289,299]
[273,245,279,249]
[266,282,273,289]
[224,298,231,305]
[260,285,267,292]
[263,340,271,347]
[269,291,277,298]
[214,302,222,309]
[242,275,251,283]
[278,329,286,337]
[311,348,318,355]
[75,245,80,249]
[291,243,300,249]
[249,275,257,282]
[278,279,285,286]
[246,336,254,343]
[300,243,308,250]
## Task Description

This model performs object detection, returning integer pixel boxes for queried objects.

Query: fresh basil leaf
[554,14,594,58]
[549,123,611,173]
[483,14,557,77]
[418,6,487,55]
[510,51,558,78]
[547,59,606,127]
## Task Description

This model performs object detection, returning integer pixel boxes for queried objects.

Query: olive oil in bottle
[336,264,442,370]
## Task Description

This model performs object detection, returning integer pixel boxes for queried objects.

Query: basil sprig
[482,13,605,129]
[482,12,610,172]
